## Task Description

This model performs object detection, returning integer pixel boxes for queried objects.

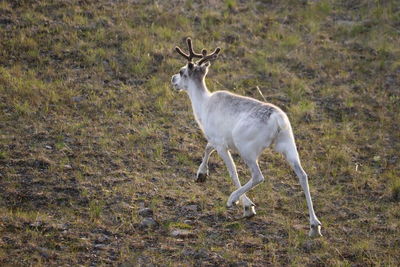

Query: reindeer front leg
[217,147,256,218]
[195,143,215,182]
[226,158,264,209]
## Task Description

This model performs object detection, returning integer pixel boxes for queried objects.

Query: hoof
[309,224,322,238]
[226,199,239,208]
[195,172,207,183]
[243,205,256,218]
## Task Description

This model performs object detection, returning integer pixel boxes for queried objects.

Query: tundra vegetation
[0,0,399,266]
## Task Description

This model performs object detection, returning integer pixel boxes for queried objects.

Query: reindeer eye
[179,70,184,76]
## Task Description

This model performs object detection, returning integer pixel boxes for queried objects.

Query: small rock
[65,137,74,143]
[64,164,72,170]
[138,208,153,217]
[140,217,158,229]
[45,145,52,150]
[336,20,358,26]
[183,219,194,225]
[150,177,158,183]
[72,96,85,103]
[170,229,195,238]
[55,223,69,231]
[373,155,381,162]
[94,244,107,250]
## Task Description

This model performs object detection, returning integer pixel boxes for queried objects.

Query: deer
[170,38,322,237]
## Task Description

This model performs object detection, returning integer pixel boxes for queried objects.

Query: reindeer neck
[187,79,210,125]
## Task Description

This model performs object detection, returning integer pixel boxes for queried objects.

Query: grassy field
[0,0,399,265]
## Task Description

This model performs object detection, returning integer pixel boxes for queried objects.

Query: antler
[175,38,203,62]
[197,47,221,65]
[175,38,221,65]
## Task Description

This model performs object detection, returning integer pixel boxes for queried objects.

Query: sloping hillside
[0,0,399,265]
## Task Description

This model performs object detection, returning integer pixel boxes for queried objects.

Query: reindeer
[171,38,322,237]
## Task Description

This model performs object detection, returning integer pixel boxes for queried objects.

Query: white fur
[171,63,322,237]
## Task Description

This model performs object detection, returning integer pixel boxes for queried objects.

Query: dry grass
[0,0,399,266]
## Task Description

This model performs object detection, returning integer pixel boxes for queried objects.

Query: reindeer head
[171,38,220,92]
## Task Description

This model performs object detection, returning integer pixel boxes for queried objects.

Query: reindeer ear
[200,61,210,71]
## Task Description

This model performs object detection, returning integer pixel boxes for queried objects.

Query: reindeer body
[171,38,322,237]
[189,87,280,154]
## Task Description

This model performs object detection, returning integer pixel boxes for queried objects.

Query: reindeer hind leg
[275,129,322,237]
